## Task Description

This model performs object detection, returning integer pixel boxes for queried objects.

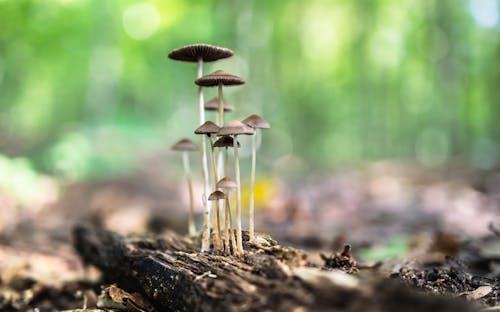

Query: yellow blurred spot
[241,177,279,211]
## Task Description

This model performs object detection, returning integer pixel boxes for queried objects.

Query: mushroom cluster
[169,44,270,257]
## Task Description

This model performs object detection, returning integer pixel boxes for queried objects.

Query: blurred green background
[0,0,499,183]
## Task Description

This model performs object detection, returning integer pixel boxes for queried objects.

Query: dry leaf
[467,286,492,300]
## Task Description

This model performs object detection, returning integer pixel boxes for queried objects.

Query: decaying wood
[73,225,474,312]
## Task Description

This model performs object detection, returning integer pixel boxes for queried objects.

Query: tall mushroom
[196,70,245,246]
[217,120,254,255]
[168,44,233,252]
[194,121,222,251]
[242,114,270,240]
[195,70,244,128]
[171,138,198,236]
[216,177,238,256]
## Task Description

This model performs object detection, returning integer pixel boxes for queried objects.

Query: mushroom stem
[197,59,211,252]
[223,146,231,254]
[217,83,224,126]
[209,136,222,252]
[182,151,196,236]
[233,134,244,257]
[249,132,257,240]
[217,84,225,194]
[226,197,238,256]
[224,193,230,255]
[225,147,230,176]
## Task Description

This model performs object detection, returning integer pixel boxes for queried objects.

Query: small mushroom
[168,44,234,252]
[207,190,226,252]
[213,137,239,253]
[213,135,240,176]
[208,190,226,201]
[195,121,222,251]
[195,121,221,186]
[217,120,254,256]
[216,177,238,256]
[195,70,244,126]
[205,97,234,113]
[171,139,198,236]
[242,114,270,240]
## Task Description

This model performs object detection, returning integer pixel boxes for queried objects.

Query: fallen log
[73,225,473,312]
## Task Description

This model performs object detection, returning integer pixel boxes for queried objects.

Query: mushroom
[213,137,240,254]
[242,114,270,240]
[213,135,240,176]
[171,138,198,236]
[168,44,234,252]
[195,121,222,251]
[196,70,245,224]
[208,190,226,200]
[207,190,226,252]
[205,97,234,113]
[194,121,221,186]
[217,120,254,255]
[195,70,244,127]
[204,99,235,191]
[216,177,238,256]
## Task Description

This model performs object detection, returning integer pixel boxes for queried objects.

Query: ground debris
[321,244,358,273]
[394,256,500,307]
[73,224,477,312]
[97,284,153,311]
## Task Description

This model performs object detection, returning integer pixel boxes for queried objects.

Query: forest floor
[0,161,499,311]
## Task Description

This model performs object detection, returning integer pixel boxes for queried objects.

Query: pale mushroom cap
[216,177,238,189]
[213,135,240,148]
[217,120,254,136]
[208,190,226,200]
[195,70,245,87]
[194,121,220,135]
[168,44,234,63]
[204,97,234,112]
[171,138,198,151]
[242,114,270,129]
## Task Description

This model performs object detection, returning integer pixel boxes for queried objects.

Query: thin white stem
[225,147,230,175]
[223,146,231,254]
[224,195,230,255]
[233,135,244,256]
[218,84,224,126]
[197,59,211,252]
[217,84,225,189]
[209,136,218,191]
[226,196,237,256]
[183,152,196,236]
[249,132,257,240]
[209,136,222,252]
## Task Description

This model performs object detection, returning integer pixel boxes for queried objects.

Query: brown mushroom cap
[242,114,270,129]
[195,70,245,87]
[217,120,254,136]
[168,44,234,63]
[205,97,234,112]
[213,135,240,148]
[194,121,220,135]
[171,138,198,151]
[216,177,238,189]
[208,190,226,200]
